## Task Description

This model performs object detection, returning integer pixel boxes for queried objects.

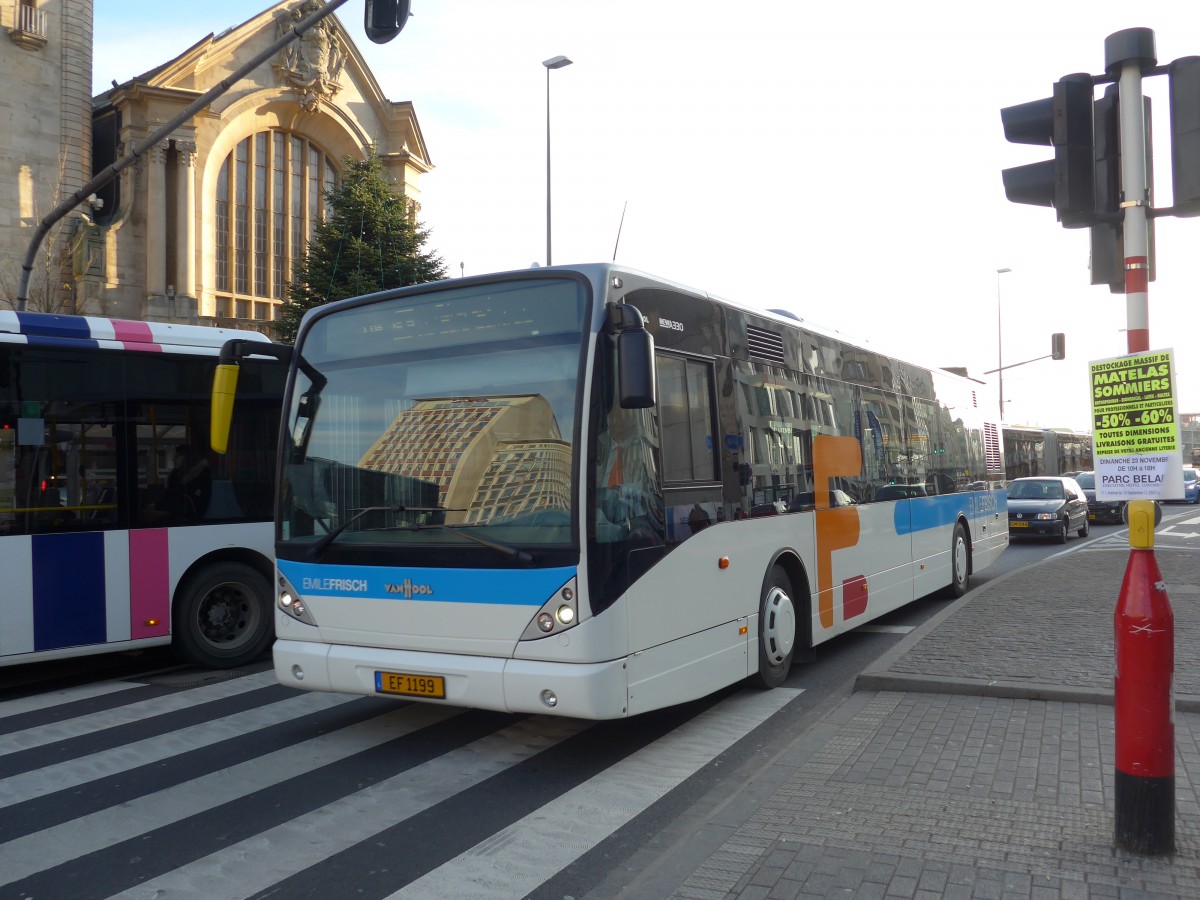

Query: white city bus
[0,311,284,668]
[213,264,1007,718]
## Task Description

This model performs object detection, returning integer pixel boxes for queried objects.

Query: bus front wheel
[753,567,796,689]
[940,522,970,599]
[173,561,273,668]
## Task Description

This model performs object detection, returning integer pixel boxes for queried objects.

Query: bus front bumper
[273,639,632,720]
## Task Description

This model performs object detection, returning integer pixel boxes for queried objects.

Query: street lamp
[543,55,572,266]
[996,267,1012,420]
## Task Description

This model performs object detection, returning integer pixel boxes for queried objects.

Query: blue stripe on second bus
[895,494,974,535]
[32,532,107,651]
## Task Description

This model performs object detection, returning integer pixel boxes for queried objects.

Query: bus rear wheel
[173,561,273,668]
[753,567,796,689]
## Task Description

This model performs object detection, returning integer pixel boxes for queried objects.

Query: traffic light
[1090,85,1124,290]
[1089,87,1156,293]
[1051,333,1066,360]
[364,0,410,44]
[1169,56,1200,217]
[1001,73,1096,228]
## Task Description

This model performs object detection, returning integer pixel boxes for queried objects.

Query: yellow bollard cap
[1127,500,1156,549]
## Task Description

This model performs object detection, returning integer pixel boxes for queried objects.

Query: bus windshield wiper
[398,523,536,566]
[305,506,459,560]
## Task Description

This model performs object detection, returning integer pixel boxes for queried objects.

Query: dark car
[1006,476,1090,543]
[1072,470,1126,523]
[1179,467,1200,504]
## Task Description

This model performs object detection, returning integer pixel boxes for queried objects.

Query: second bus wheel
[753,566,796,689]
[173,561,273,668]
[939,522,970,599]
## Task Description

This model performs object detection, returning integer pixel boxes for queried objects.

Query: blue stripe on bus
[15,312,97,341]
[278,559,575,605]
[893,490,1005,535]
[32,532,107,651]
[895,494,972,535]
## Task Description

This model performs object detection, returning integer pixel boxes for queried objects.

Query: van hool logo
[385,579,434,599]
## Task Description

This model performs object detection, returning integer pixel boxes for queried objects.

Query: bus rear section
[258,265,1006,719]
[0,312,284,668]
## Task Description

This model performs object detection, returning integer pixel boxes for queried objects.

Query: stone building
[1,0,431,334]
[1,0,94,314]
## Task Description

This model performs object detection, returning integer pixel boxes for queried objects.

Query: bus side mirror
[618,328,656,408]
[210,364,240,454]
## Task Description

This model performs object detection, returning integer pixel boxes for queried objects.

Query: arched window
[214,130,338,322]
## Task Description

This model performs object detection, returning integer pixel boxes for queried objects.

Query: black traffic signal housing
[1051,333,1066,360]
[1169,56,1200,217]
[1090,85,1123,290]
[1089,86,1156,293]
[1001,73,1096,228]
[364,0,410,44]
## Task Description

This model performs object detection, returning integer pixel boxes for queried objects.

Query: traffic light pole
[1112,33,1152,355]
[1106,28,1175,857]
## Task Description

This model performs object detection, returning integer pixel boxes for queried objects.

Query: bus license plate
[1010,521,1029,528]
[375,671,446,698]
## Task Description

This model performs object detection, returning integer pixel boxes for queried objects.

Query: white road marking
[387,687,801,900]
[0,679,144,722]
[0,670,279,757]
[105,715,594,900]
[0,703,459,884]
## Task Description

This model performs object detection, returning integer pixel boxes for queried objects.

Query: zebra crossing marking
[388,687,801,899]
[0,670,279,757]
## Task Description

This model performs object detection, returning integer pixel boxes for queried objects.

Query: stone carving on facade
[273,0,346,111]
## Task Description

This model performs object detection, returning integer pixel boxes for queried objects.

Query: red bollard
[1114,500,1175,855]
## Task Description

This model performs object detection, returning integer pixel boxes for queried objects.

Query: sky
[92,1,1200,432]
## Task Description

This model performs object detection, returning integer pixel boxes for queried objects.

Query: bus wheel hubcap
[762,587,796,666]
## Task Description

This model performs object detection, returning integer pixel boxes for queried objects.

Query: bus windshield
[279,277,590,557]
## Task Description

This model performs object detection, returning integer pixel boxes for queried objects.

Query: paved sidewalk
[669,538,1200,899]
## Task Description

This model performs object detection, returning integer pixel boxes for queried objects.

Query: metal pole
[1119,58,1151,355]
[996,268,1011,420]
[541,56,571,268]
[1106,26,1174,857]
[15,0,353,310]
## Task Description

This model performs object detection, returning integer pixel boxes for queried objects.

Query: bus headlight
[277,572,318,626]
[520,577,580,640]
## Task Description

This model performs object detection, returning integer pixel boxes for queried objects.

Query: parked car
[1006,475,1090,542]
[1071,470,1126,523]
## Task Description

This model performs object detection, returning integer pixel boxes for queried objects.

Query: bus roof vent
[746,325,786,366]
[984,422,1002,472]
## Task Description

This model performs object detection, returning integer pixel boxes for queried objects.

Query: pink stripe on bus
[110,318,162,351]
[129,529,171,638]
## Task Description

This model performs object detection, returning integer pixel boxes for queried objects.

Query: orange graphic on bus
[813,435,862,629]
